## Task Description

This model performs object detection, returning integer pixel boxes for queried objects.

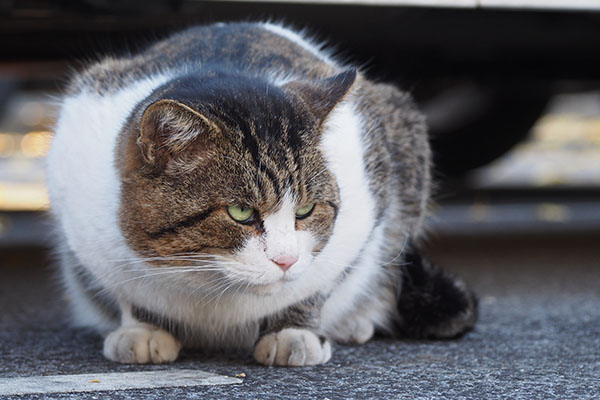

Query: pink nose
[271,255,299,271]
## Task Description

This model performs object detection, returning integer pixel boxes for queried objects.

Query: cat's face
[118,71,354,294]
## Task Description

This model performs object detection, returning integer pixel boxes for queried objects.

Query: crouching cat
[46,22,477,366]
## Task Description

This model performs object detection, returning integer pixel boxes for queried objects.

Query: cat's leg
[60,245,180,363]
[103,302,181,364]
[59,244,120,335]
[395,246,478,339]
[254,294,331,366]
[328,312,375,345]
[326,282,396,345]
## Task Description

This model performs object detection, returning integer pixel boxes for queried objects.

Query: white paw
[103,324,181,364]
[253,328,332,366]
[330,314,374,345]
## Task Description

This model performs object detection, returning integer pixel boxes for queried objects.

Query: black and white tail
[395,246,478,339]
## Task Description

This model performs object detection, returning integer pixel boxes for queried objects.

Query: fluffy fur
[47,22,477,366]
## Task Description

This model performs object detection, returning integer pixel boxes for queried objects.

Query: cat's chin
[247,279,288,296]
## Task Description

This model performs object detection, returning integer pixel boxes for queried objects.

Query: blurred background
[1,0,600,256]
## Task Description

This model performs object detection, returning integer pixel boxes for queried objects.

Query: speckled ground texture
[1,234,599,399]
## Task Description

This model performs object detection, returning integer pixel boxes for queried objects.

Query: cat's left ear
[283,69,357,123]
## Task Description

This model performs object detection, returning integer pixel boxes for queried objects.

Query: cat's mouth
[222,256,308,296]
[246,269,304,295]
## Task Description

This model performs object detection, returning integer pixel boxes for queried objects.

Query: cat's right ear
[283,69,357,124]
[137,99,220,171]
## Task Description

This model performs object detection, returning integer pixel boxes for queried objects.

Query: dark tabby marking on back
[69,23,338,95]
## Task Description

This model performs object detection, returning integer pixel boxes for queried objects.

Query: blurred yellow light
[0,183,50,211]
[0,133,17,157]
[20,131,52,158]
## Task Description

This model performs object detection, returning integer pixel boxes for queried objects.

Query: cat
[46,22,477,366]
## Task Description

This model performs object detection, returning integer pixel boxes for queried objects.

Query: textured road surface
[1,234,599,399]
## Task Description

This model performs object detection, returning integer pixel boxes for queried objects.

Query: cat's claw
[253,328,332,366]
[103,324,181,364]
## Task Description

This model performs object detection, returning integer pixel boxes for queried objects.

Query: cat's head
[118,69,356,294]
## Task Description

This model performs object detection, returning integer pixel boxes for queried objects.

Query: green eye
[296,203,315,219]
[227,205,255,223]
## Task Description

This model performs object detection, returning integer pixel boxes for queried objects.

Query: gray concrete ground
[1,233,599,399]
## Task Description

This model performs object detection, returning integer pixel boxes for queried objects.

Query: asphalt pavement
[1,233,599,399]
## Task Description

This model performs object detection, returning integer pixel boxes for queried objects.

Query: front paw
[103,324,181,364]
[253,328,332,366]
